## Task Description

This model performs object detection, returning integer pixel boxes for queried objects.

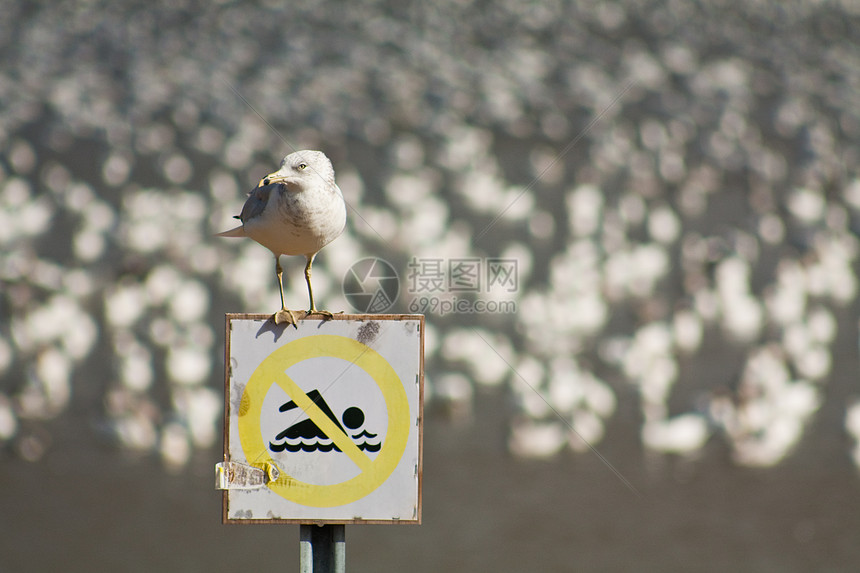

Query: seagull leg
[273,255,298,327]
[304,253,335,320]
[276,256,286,309]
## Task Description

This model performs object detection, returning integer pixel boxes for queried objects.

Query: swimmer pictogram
[269,389,381,453]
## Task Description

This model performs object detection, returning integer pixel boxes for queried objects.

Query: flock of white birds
[1,1,860,470]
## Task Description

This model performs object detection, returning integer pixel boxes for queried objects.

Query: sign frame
[221,313,424,525]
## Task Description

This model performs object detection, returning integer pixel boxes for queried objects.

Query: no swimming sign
[219,314,423,524]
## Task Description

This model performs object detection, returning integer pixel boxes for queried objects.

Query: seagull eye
[263,178,271,186]
[298,163,307,170]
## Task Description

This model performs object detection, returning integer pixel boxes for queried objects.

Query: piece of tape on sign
[215,460,280,490]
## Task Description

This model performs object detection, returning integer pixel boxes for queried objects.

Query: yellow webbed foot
[273,308,299,328]
[306,309,342,321]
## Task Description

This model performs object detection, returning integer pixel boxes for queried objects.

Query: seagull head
[257,150,334,189]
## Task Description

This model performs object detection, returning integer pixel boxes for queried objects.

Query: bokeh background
[2,0,860,571]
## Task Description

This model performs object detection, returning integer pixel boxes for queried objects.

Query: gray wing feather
[238,184,272,223]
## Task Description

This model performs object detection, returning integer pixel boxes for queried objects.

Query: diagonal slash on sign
[274,371,373,472]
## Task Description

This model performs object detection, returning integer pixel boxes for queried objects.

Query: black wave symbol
[270,439,381,453]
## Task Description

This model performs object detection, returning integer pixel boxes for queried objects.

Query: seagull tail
[216,225,246,238]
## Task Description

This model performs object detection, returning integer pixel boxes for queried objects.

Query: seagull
[217,150,347,326]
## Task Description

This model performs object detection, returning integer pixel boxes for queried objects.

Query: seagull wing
[215,184,273,237]
[238,184,272,223]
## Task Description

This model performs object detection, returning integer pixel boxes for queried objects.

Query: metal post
[300,524,346,573]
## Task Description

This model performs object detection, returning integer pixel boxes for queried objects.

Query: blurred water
[2,0,860,570]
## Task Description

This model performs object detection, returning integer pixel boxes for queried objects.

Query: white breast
[243,184,346,257]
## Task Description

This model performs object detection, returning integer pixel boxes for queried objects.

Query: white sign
[220,314,423,524]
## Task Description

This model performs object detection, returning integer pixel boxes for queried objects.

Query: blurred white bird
[218,150,346,326]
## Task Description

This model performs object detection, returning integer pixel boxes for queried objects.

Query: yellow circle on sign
[238,334,410,508]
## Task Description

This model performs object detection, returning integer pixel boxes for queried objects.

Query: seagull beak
[257,172,289,188]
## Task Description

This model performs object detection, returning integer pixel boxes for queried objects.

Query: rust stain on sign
[356,320,380,346]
